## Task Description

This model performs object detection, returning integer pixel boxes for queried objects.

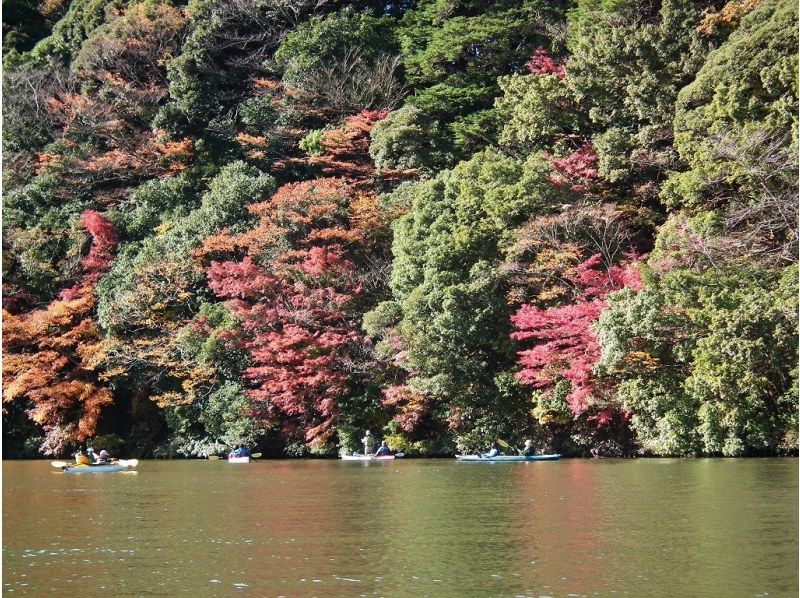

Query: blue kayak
[456,454,560,462]
[59,459,139,473]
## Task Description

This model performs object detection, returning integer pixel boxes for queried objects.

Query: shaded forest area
[3,0,797,458]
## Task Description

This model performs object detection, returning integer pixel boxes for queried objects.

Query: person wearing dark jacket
[374,441,391,457]
[482,443,501,458]
[521,439,536,456]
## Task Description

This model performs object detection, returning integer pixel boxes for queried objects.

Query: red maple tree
[526,47,566,79]
[511,254,641,416]
[202,178,377,446]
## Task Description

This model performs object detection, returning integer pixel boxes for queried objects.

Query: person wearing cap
[362,430,375,456]
[97,449,112,463]
[374,440,391,457]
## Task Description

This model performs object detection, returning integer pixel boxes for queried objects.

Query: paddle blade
[208,455,222,460]
[51,461,68,468]
[117,459,138,467]
[497,439,511,450]
[250,453,262,459]
[395,452,405,458]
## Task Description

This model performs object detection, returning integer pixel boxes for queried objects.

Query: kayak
[340,454,398,461]
[456,454,561,462]
[228,456,251,463]
[60,459,139,473]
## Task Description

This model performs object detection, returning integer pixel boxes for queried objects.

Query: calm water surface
[3,458,797,597]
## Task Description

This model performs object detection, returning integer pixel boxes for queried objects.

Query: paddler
[374,440,391,457]
[521,439,535,456]
[362,430,375,456]
[74,446,91,465]
[97,449,112,463]
[481,442,501,458]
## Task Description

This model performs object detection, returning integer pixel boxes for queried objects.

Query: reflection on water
[3,459,797,596]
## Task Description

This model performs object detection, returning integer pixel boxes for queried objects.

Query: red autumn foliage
[61,210,120,300]
[200,102,405,446]
[203,177,381,446]
[207,253,363,445]
[2,211,119,455]
[511,254,641,416]
[546,143,599,192]
[526,47,565,79]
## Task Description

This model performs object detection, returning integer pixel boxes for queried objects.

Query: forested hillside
[3,0,797,458]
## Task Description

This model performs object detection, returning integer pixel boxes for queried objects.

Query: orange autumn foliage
[2,211,119,456]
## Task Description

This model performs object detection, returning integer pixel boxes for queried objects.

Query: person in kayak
[87,447,97,463]
[237,446,251,458]
[362,430,375,456]
[521,439,536,456]
[97,449,112,463]
[74,446,92,465]
[374,441,391,457]
[481,443,501,458]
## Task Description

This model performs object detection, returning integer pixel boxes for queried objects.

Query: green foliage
[598,265,799,456]
[114,174,199,239]
[276,9,398,85]
[369,105,453,174]
[97,162,275,333]
[179,302,250,379]
[362,300,402,337]
[496,73,579,153]
[238,93,278,135]
[664,0,799,208]
[3,0,797,458]
[387,149,560,443]
[2,174,89,300]
[298,128,325,157]
[398,0,567,155]
[199,382,261,449]
[2,0,53,54]
[565,0,709,183]
[29,0,116,62]
[154,0,275,140]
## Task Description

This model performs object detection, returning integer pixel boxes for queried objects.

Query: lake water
[3,458,797,596]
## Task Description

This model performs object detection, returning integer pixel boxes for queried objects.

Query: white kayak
[228,456,251,463]
[340,453,402,461]
[58,459,139,473]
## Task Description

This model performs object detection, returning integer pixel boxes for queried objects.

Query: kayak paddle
[51,461,68,468]
[497,439,521,455]
[116,459,138,467]
[251,453,262,459]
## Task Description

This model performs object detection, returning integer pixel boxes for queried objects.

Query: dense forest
[2,0,797,458]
